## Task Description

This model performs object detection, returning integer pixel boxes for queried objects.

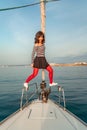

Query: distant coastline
[50,62,87,67]
[50,63,87,67]
[0,62,87,68]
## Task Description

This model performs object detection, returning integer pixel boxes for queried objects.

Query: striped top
[31,44,45,63]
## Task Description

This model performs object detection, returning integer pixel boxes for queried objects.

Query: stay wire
[0,0,60,12]
[0,2,40,12]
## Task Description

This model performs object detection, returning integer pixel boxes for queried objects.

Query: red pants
[25,65,53,84]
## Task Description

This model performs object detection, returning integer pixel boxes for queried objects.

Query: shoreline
[53,64,87,67]
[0,63,87,67]
[50,63,87,67]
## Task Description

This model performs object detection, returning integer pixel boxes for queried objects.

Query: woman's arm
[31,45,37,64]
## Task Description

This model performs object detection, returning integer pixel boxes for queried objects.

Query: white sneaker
[24,83,28,91]
[49,82,58,86]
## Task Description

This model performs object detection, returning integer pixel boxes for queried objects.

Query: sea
[0,66,87,124]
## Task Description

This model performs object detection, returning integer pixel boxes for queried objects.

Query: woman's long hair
[34,31,45,44]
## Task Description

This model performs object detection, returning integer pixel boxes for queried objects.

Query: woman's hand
[31,64,33,67]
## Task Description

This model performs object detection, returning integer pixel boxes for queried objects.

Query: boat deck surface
[0,99,87,130]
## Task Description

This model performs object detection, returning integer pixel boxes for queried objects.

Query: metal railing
[20,82,39,110]
[20,82,66,111]
[58,86,66,110]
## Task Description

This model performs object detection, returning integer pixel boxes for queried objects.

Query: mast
[40,0,46,33]
[40,0,46,81]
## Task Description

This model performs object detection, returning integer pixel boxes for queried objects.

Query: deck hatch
[29,105,56,119]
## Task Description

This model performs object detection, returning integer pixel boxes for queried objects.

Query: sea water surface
[0,66,87,123]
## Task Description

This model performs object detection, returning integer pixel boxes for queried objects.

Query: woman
[24,31,57,90]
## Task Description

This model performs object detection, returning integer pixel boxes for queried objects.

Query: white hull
[0,99,87,130]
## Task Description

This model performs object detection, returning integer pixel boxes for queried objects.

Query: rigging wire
[0,0,60,12]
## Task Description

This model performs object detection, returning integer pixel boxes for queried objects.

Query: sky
[0,0,87,65]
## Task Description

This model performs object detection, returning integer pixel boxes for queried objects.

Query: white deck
[0,99,87,130]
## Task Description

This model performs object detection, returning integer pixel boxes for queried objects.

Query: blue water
[0,66,87,123]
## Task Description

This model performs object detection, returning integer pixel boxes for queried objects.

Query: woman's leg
[25,68,39,83]
[46,65,58,86]
[46,65,53,84]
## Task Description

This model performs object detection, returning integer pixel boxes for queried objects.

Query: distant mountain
[52,53,87,63]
